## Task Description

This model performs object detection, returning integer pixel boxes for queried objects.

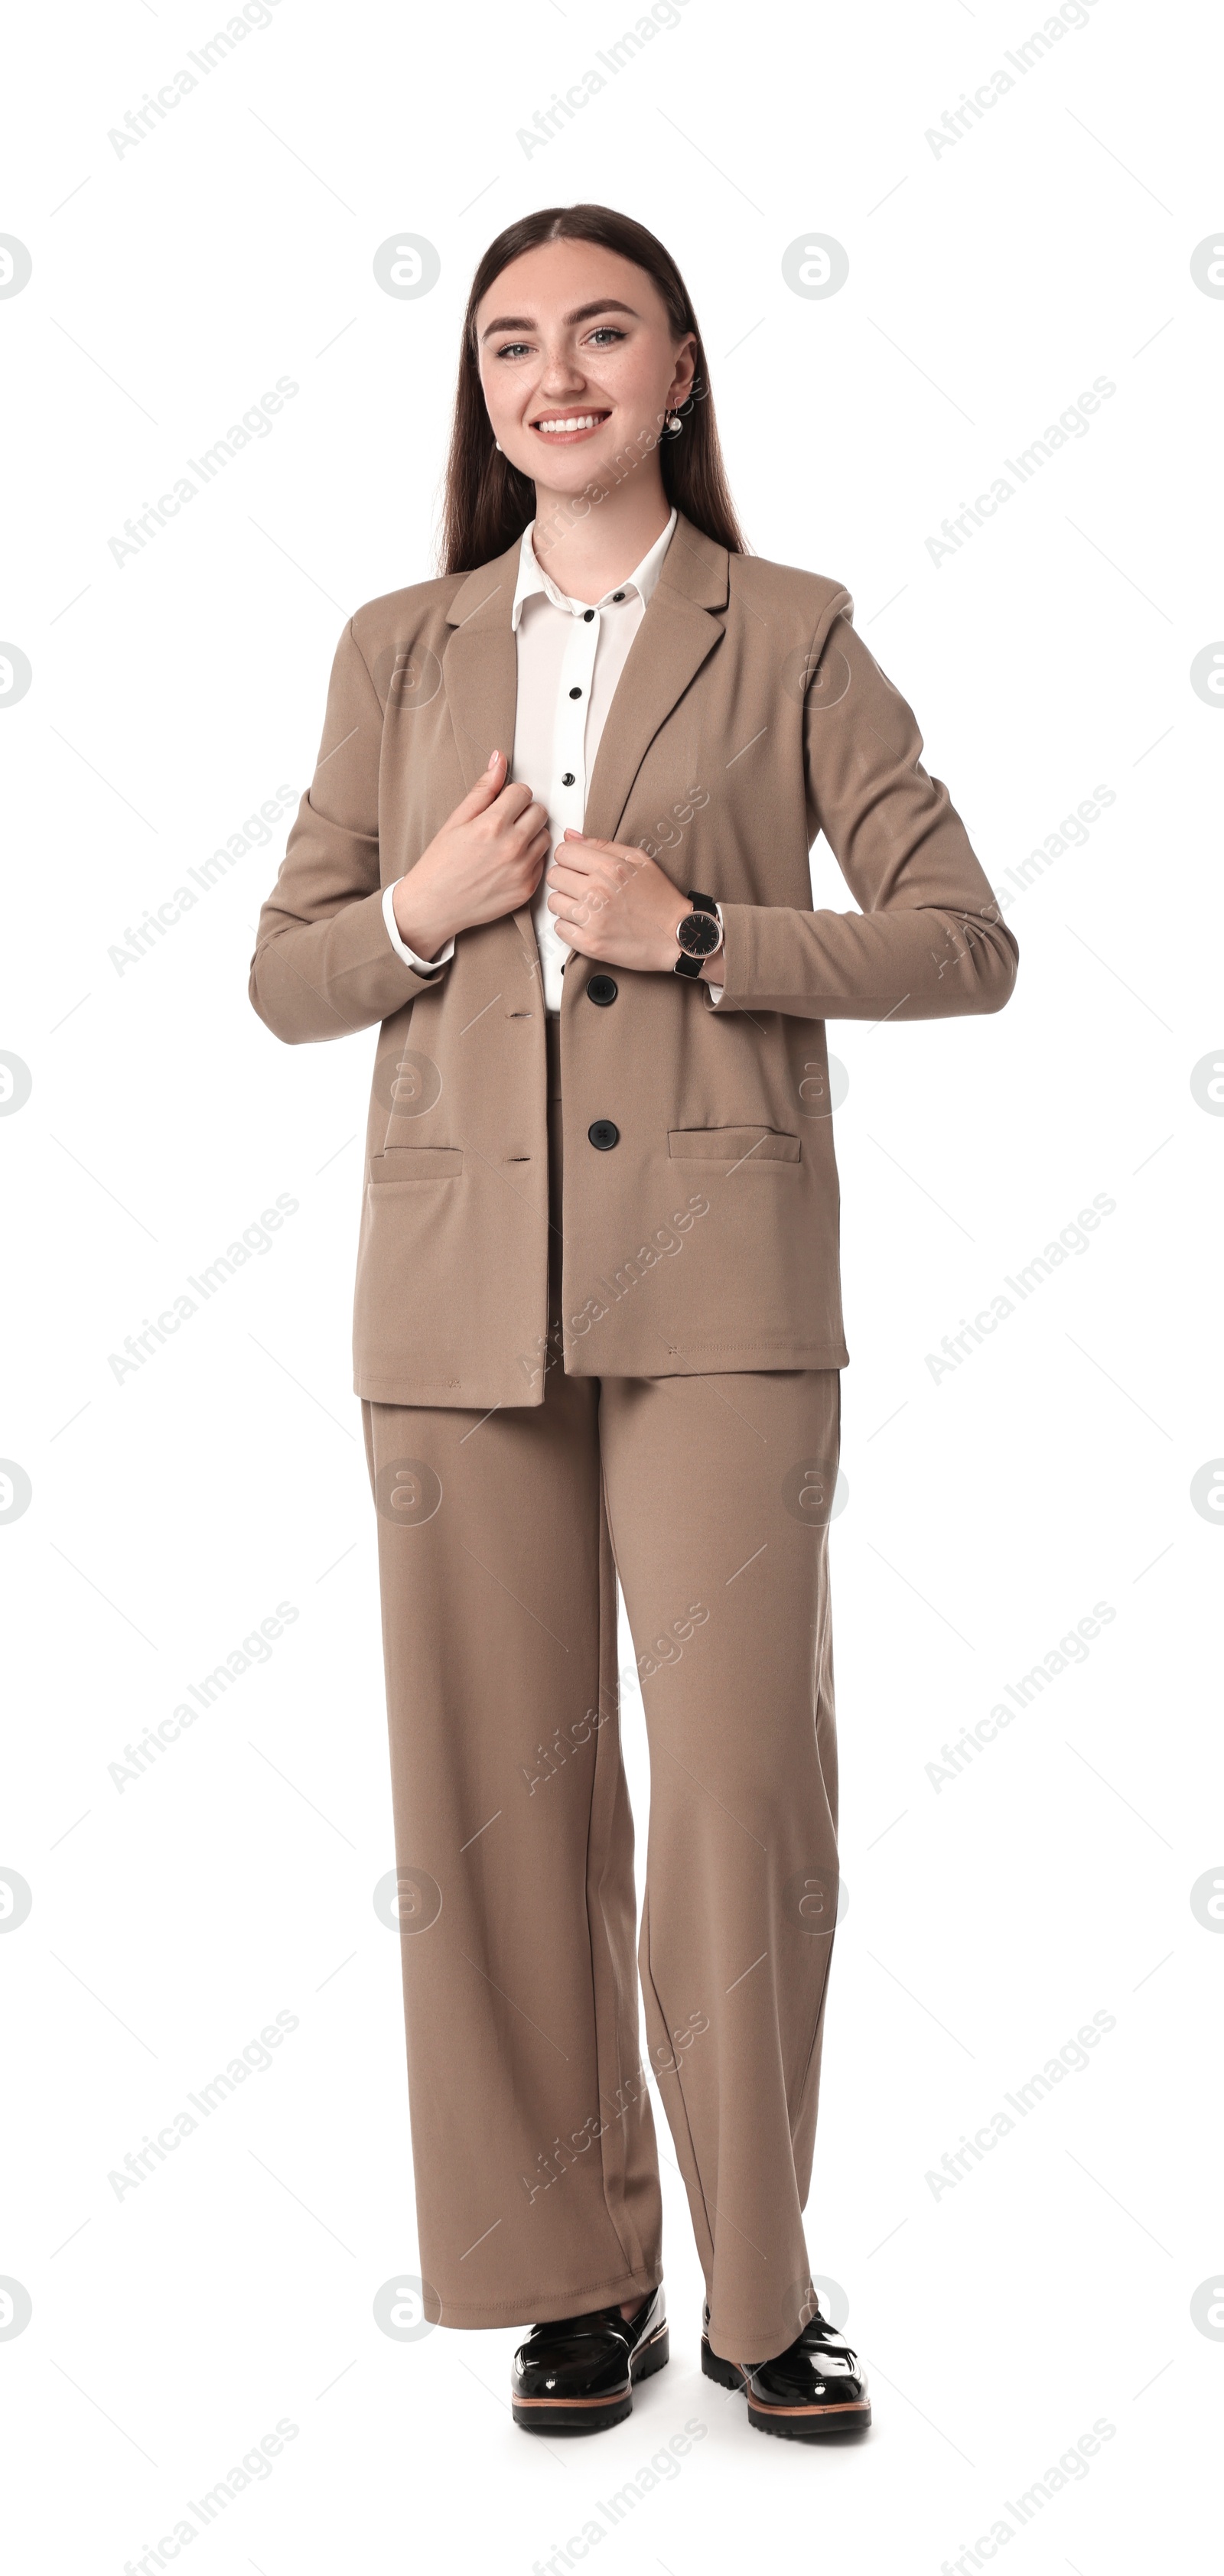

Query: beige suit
[249,516,1017,1409]
[249,519,1017,2363]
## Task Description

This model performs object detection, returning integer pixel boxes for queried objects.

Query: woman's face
[475,237,695,499]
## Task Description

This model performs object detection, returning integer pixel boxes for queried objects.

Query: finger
[562,829,637,863]
[453,750,507,819]
[549,886,607,922]
[510,799,549,843]
[492,777,536,824]
[548,865,607,902]
[551,841,615,882]
[555,857,627,905]
[554,912,600,953]
[563,832,642,884]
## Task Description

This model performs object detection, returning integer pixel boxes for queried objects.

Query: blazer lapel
[442,540,522,789]
[441,538,542,976]
[584,514,728,844]
[438,517,729,971]
[443,516,728,829]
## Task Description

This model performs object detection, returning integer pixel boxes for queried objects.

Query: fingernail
[487,749,500,769]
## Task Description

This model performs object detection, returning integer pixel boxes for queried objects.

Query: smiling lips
[529,411,610,443]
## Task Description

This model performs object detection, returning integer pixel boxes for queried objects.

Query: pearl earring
[494,441,503,452]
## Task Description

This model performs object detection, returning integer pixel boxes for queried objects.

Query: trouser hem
[434,2267,662,2331]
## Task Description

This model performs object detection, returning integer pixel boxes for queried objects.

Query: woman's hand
[391,750,551,959]
[546,830,692,974]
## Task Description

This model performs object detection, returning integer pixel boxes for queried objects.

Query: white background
[2,0,1222,2568]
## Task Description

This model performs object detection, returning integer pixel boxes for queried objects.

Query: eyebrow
[479,298,642,343]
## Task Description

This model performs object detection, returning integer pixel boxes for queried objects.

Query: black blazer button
[588,974,617,1007]
[588,1119,620,1151]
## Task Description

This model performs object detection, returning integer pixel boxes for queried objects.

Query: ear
[669,333,698,406]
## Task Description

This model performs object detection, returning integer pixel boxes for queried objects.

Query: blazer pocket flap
[370,1148,464,1182]
[668,1127,800,1164]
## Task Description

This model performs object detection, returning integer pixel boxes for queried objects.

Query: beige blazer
[249,515,1017,1408]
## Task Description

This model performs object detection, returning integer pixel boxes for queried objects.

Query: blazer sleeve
[711,606,1018,1022]
[249,621,440,1044]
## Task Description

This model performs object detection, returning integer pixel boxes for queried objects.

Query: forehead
[475,237,664,331]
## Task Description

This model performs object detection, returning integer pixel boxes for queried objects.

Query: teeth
[536,415,602,433]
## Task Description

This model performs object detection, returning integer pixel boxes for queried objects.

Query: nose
[537,345,588,398]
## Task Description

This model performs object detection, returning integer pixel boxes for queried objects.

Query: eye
[587,326,626,346]
[494,340,532,360]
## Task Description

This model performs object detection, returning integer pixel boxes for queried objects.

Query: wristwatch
[673,890,724,979]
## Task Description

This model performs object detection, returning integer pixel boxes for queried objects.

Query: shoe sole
[702,2336,871,2439]
[513,2324,670,2435]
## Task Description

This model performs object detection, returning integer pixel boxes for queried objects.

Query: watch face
[676,910,721,958]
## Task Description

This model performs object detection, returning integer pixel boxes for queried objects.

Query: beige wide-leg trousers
[363,1020,842,2366]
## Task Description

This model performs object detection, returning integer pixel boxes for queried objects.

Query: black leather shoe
[702,2298,871,2439]
[511,2287,669,2434]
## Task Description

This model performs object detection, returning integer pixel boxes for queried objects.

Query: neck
[529,463,672,603]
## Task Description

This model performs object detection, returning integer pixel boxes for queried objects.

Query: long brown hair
[440,205,746,574]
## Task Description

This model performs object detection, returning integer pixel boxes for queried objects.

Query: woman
[249,204,1017,2444]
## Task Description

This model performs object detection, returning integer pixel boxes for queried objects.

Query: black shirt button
[588,1119,620,1150]
[583,609,594,622]
[612,590,625,601]
[568,686,582,699]
[561,771,575,786]
[588,974,617,1006]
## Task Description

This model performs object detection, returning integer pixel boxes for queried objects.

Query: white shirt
[382,508,722,1010]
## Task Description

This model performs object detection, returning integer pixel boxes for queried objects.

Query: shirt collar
[510,508,678,630]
